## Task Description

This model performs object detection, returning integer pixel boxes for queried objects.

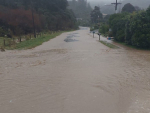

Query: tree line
[68,0,92,26]
[68,0,92,19]
[99,3,150,49]
[0,0,77,37]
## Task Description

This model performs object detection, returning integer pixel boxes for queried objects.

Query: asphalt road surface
[0,27,150,113]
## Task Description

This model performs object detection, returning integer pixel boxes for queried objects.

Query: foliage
[122,3,136,13]
[134,6,141,11]
[68,0,92,19]
[100,40,118,49]
[68,0,92,27]
[0,27,7,37]
[109,6,150,49]
[90,24,100,31]
[0,7,41,35]
[7,31,66,50]
[103,15,111,23]
[0,0,77,36]
[91,6,103,24]
[99,23,109,35]
[77,19,90,27]
[129,11,150,48]
[109,13,129,42]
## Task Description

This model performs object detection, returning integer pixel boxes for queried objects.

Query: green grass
[100,40,119,49]
[0,37,3,47]
[13,31,65,50]
[0,30,75,50]
[114,41,150,50]
[0,37,12,47]
[2,31,67,50]
[116,41,137,48]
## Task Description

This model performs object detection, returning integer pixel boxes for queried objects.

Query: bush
[99,24,109,35]
[94,24,99,29]
[109,7,150,49]
[0,27,7,37]
[109,13,129,42]
[108,32,113,37]
[128,11,150,48]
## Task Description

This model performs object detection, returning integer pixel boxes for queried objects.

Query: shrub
[0,27,6,37]
[109,13,129,42]
[109,6,150,48]
[99,24,109,35]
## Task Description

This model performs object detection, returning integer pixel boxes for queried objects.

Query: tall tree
[122,3,136,13]
[0,0,77,35]
[68,0,92,19]
[90,6,103,23]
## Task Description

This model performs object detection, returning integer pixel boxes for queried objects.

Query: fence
[0,31,58,49]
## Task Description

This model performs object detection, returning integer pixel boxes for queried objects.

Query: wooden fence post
[20,37,21,42]
[3,39,5,46]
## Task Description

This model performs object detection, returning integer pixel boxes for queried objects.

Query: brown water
[0,27,150,113]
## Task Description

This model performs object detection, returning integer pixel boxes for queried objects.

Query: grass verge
[0,37,3,47]
[100,40,119,49]
[114,41,150,50]
[5,31,66,50]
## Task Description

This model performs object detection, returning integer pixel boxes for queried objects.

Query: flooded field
[0,27,150,113]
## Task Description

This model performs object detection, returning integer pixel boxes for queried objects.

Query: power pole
[111,0,122,13]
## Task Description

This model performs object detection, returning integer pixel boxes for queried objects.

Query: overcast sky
[87,0,122,2]
[87,0,114,1]
[86,0,150,9]
[86,0,126,6]
[68,0,150,9]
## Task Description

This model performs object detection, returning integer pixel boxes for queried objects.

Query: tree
[134,6,141,11]
[109,6,150,48]
[68,0,92,19]
[122,3,136,13]
[90,6,103,23]
[109,13,129,42]
[0,0,77,35]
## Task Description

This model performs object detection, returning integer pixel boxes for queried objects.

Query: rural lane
[0,27,150,113]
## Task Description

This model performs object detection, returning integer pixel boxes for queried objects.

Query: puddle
[64,39,78,42]
[64,33,79,42]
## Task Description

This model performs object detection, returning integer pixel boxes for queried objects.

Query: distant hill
[68,0,92,19]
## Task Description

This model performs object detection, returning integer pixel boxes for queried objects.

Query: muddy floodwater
[0,27,150,113]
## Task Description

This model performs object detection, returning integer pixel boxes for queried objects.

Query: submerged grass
[5,31,66,50]
[100,40,119,49]
[114,41,150,50]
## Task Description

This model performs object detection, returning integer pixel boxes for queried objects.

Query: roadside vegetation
[0,0,78,50]
[100,40,118,49]
[1,31,70,50]
[90,6,103,31]
[68,0,92,27]
[109,6,150,49]
[99,3,150,49]
[12,32,64,50]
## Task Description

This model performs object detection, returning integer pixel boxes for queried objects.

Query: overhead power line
[111,0,122,13]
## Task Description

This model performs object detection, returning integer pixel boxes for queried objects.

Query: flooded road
[0,27,150,113]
